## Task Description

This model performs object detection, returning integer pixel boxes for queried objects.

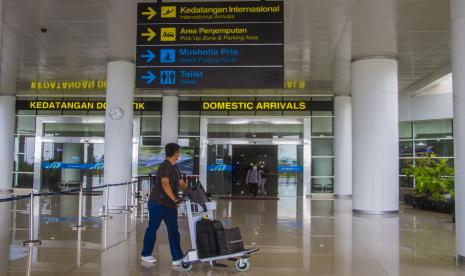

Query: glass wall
[14,96,162,189]
[183,96,335,196]
[399,119,454,188]
[311,99,334,193]
[14,116,35,188]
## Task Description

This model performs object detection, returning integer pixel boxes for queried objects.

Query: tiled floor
[1,195,464,275]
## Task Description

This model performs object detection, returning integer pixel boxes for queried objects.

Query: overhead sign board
[136,23,283,45]
[16,100,160,111]
[136,1,284,90]
[136,67,282,89]
[201,101,310,112]
[137,2,283,23]
[136,45,283,67]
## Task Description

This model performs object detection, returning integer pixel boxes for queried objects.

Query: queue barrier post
[22,193,42,247]
[130,181,136,208]
[122,182,132,214]
[100,184,113,220]
[72,186,87,230]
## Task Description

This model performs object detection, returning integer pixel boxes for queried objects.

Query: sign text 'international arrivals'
[137,2,283,23]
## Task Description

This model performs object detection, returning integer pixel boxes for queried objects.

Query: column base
[335,195,352,199]
[0,188,13,194]
[458,255,465,264]
[353,209,398,217]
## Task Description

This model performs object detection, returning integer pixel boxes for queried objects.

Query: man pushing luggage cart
[177,193,259,272]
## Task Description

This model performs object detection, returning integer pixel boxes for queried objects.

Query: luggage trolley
[178,199,259,272]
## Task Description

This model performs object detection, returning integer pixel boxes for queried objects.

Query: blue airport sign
[136,67,283,89]
[277,166,304,173]
[42,162,104,170]
[208,164,232,172]
[136,45,283,67]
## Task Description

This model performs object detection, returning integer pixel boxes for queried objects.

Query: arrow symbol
[141,28,157,42]
[141,70,156,85]
[140,49,156,63]
[142,7,157,20]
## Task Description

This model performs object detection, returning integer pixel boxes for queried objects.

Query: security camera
[40,27,48,33]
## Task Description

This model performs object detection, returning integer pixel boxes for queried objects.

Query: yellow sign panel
[18,101,147,111]
[202,101,308,111]
[161,6,177,18]
[30,80,107,91]
[160,27,176,41]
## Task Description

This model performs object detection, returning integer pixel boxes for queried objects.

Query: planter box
[404,193,454,214]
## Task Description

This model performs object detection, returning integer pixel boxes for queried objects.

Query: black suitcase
[196,219,221,258]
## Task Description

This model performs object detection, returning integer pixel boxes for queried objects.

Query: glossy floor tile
[1,195,465,275]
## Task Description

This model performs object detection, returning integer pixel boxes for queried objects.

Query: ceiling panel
[0,0,453,93]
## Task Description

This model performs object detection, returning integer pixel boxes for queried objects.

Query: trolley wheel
[235,259,250,272]
[181,262,192,271]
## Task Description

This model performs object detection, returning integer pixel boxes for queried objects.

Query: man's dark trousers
[141,200,183,261]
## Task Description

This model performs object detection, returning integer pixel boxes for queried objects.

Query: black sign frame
[136,1,284,90]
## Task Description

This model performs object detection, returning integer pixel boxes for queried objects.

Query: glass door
[41,142,104,191]
[206,144,232,195]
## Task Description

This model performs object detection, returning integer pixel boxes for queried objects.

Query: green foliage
[403,153,455,201]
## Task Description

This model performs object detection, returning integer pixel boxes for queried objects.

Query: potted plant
[402,152,455,214]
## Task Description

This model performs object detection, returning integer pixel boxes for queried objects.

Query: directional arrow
[141,28,157,42]
[142,6,157,20]
[140,49,156,63]
[141,70,156,85]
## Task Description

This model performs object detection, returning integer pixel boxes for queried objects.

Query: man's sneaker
[172,259,182,266]
[141,255,157,263]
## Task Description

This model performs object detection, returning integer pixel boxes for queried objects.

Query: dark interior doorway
[231,145,278,196]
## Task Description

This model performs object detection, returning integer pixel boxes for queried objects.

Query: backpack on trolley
[183,180,210,212]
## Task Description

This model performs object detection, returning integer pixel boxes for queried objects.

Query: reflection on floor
[1,196,464,275]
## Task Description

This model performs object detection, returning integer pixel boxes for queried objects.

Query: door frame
[33,116,141,191]
[199,116,312,197]
[33,116,105,191]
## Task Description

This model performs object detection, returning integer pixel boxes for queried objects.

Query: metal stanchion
[122,182,132,213]
[100,184,113,220]
[138,179,149,219]
[76,228,83,268]
[130,181,136,208]
[22,193,42,246]
[26,246,33,276]
[72,186,87,230]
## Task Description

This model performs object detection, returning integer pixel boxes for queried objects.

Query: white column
[334,96,352,198]
[0,21,20,193]
[451,0,465,262]
[161,95,179,145]
[0,95,16,192]
[104,61,135,208]
[351,58,399,215]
